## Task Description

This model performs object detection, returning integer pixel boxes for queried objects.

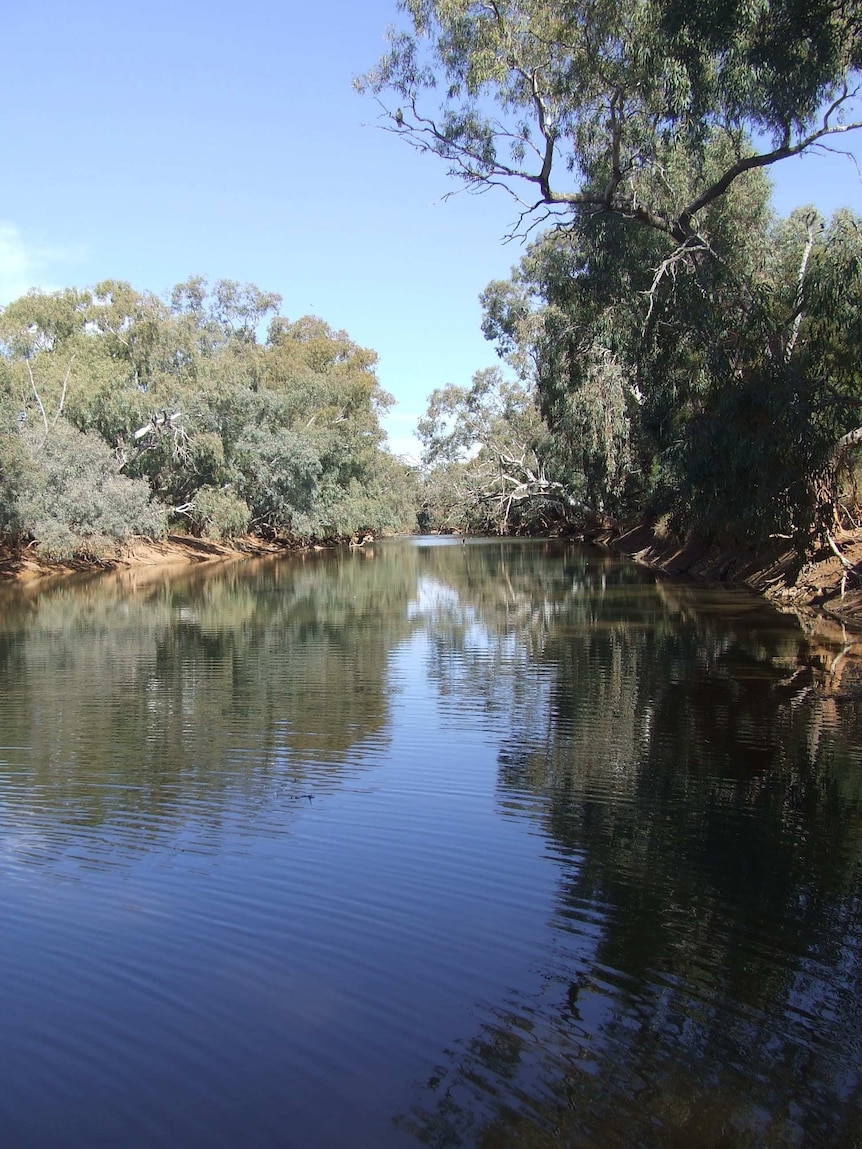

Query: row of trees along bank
[361,0,862,550]
[0,278,419,559]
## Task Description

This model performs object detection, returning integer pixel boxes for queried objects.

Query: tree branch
[26,361,50,445]
[835,426,862,454]
[678,90,862,234]
[52,355,76,427]
[785,215,816,362]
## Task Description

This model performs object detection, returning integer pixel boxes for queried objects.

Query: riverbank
[587,523,862,631]
[0,533,360,584]
[4,525,862,633]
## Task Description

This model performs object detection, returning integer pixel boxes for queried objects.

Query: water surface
[1,539,860,1146]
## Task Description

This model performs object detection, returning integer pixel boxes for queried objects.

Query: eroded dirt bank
[587,524,862,633]
[0,533,354,585]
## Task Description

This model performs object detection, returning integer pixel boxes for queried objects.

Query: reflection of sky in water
[407,574,461,617]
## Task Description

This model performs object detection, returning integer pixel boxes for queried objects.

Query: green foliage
[232,425,323,535]
[416,460,473,533]
[191,486,251,539]
[0,413,31,537]
[416,367,582,532]
[319,449,421,537]
[480,193,862,543]
[0,287,91,359]
[13,419,166,559]
[360,0,861,247]
[0,278,419,556]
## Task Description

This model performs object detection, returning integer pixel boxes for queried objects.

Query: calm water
[0,538,861,1147]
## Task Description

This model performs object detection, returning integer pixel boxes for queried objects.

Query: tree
[11,420,166,559]
[417,366,590,531]
[481,183,862,542]
[359,0,861,250]
[0,279,419,554]
[361,1,862,546]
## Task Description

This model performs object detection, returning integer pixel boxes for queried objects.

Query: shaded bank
[587,524,862,633]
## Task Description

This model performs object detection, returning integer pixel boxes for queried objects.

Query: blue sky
[1,0,860,458]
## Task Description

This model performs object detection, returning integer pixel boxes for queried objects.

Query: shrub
[13,417,167,556]
[192,485,250,539]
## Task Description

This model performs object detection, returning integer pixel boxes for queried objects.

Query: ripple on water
[0,541,861,1147]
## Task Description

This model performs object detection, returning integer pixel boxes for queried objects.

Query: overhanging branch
[678,90,862,234]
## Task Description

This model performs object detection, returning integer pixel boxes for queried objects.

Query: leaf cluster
[360,0,861,246]
[0,278,418,556]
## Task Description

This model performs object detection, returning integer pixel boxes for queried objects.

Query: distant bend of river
[0,537,860,1148]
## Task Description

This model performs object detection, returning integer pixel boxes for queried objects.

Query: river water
[0,538,860,1147]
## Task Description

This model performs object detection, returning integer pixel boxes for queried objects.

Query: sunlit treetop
[358,0,862,246]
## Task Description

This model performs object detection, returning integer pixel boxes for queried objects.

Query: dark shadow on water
[395,540,862,1147]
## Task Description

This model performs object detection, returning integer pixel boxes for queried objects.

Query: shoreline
[585,523,862,633]
[4,526,862,633]
[0,533,339,585]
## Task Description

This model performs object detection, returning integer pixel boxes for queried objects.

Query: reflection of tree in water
[400,541,862,1147]
[0,547,419,864]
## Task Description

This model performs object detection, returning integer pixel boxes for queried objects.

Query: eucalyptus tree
[0,279,418,555]
[362,0,862,542]
[482,189,862,541]
[359,0,861,248]
[416,365,589,531]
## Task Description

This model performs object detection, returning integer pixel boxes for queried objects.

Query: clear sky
[2,0,860,458]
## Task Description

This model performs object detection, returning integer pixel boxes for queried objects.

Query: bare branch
[26,361,50,445]
[52,355,76,427]
[835,426,862,454]
[364,14,861,249]
[826,531,862,596]
[641,237,710,331]
[785,215,816,362]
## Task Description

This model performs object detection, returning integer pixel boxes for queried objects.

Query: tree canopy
[366,0,862,546]
[0,279,418,558]
[479,197,862,542]
[360,0,862,248]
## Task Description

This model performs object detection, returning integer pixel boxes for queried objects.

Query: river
[0,537,860,1147]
